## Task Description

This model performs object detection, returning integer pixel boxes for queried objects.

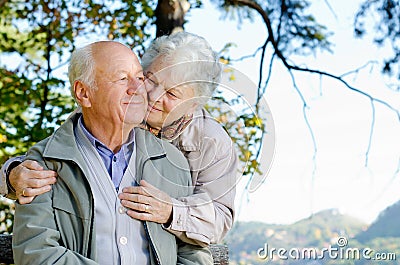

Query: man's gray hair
[68,44,96,102]
[141,32,222,106]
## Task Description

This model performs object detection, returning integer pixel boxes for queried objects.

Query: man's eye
[120,77,128,81]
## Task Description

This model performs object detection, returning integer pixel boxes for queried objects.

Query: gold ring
[145,205,150,212]
[22,188,27,197]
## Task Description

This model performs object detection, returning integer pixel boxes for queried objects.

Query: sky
[1,0,398,226]
[185,0,400,225]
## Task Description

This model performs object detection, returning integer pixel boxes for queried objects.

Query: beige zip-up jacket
[165,108,238,246]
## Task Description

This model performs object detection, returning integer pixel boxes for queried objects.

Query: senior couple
[0,32,238,264]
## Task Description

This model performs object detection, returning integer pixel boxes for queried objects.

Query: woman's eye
[144,72,159,86]
[167,91,177,98]
[137,76,145,82]
[145,78,158,87]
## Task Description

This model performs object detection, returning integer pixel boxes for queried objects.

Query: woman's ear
[74,80,92,107]
[188,102,199,114]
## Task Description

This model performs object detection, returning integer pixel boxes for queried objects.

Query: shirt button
[177,215,182,226]
[113,156,117,162]
[118,206,126,214]
[119,236,128,245]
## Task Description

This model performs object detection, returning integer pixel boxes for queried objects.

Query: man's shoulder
[135,128,189,168]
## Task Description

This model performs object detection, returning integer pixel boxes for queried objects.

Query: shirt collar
[78,115,135,155]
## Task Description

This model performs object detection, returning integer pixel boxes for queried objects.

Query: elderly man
[11,41,208,265]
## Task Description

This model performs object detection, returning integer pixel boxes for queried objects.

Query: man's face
[87,42,147,128]
[144,58,197,130]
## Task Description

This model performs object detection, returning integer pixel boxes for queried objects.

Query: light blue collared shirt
[78,116,135,191]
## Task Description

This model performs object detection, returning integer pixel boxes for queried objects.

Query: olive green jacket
[12,113,196,265]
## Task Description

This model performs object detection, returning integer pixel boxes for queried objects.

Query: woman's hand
[118,180,173,225]
[10,160,57,204]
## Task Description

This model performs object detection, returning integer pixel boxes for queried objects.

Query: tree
[355,0,400,87]
[0,0,399,231]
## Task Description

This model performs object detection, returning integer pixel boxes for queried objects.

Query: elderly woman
[1,32,237,250]
[121,32,237,246]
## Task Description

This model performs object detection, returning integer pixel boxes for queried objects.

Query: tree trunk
[155,0,190,37]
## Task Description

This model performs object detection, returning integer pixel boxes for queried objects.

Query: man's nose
[127,78,146,95]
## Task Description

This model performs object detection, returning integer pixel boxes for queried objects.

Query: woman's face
[144,58,198,130]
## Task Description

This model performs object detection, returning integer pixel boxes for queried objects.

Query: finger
[22,167,58,180]
[125,210,154,222]
[120,200,149,213]
[18,196,35,205]
[21,160,44,171]
[21,186,52,197]
[118,193,151,204]
[25,176,57,189]
[139,180,161,197]
[121,185,150,196]
[139,179,155,189]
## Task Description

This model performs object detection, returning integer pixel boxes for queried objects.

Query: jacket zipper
[140,150,166,265]
[143,222,161,265]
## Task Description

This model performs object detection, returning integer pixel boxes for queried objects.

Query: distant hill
[356,200,400,243]
[224,209,367,264]
[225,206,400,265]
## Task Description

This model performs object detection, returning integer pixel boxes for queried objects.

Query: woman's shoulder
[200,110,231,140]
[179,108,233,149]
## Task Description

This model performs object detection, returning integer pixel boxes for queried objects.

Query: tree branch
[231,0,399,117]
[228,0,400,174]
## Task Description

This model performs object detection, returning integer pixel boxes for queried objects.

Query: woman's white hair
[68,44,96,102]
[141,32,222,106]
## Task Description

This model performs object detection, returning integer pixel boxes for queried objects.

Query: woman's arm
[166,143,238,246]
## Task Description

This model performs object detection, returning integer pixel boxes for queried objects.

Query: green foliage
[0,197,14,234]
[355,0,400,84]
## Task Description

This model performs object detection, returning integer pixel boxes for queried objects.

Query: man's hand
[118,180,173,225]
[10,160,57,204]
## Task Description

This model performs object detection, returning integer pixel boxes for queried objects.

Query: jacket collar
[42,112,166,162]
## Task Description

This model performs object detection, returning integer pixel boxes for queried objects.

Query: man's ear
[74,80,91,107]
